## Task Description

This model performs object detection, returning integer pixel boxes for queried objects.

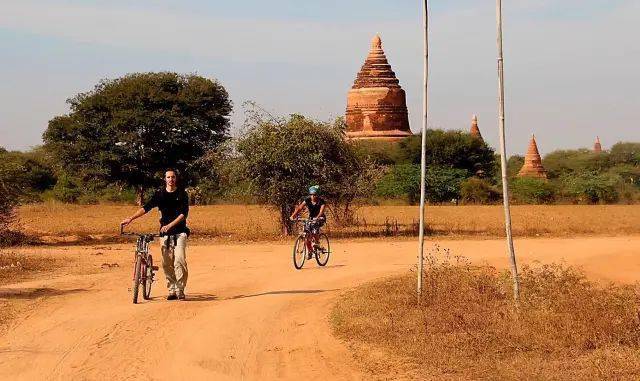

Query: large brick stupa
[518,134,547,179]
[346,35,412,140]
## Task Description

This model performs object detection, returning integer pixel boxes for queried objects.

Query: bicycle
[291,218,330,270]
[120,225,160,304]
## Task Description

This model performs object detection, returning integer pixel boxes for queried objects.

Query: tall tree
[43,72,232,204]
[397,130,496,177]
[237,110,374,235]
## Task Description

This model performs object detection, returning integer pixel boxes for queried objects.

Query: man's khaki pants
[160,233,188,293]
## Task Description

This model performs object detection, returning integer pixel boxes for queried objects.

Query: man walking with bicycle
[121,169,190,301]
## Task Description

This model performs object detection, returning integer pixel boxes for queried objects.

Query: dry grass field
[16,203,640,242]
[332,249,640,379]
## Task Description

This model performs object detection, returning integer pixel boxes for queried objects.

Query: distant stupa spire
[518,134,547,179]
[594,136,603,153]
[470,114,483,141]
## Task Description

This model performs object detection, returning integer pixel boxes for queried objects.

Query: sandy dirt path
[1,236,639,380]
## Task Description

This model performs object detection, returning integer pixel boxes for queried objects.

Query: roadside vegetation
[332,247,640,379]
[16,203,640,243]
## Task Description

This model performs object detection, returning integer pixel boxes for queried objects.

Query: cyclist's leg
[160,236,177,294]
[173,233,188,293]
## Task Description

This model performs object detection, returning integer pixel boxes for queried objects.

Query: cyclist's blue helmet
[308,185,320,195]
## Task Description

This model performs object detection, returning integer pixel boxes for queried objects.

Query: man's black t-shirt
[304,197,326,219]
[143,188,190,235]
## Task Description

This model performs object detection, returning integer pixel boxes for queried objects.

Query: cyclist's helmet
[308,185,320,195]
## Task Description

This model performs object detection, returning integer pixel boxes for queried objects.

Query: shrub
[398,130,496,177]
[543,149,610,178]
[609,142,640,166]
[510,177,555,204]
[375,164,468,204]
[460,177,501,204]
[560,172,622,204]
[52,174,82,203]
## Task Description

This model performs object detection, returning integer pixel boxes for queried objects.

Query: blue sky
[1,0,638,154]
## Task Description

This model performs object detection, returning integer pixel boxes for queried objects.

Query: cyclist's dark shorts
[308,217,326,234]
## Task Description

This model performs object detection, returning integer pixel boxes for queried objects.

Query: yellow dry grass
[15,202,640,241]
[332,248,640,380]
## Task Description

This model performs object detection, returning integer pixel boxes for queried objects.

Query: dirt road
[1,236,639,380]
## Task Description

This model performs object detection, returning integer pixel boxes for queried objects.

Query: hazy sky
[1,0,638,155]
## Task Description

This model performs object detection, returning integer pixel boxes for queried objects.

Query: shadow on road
[230,289,337,300]
[303,264,346,270]
[0,287,88,300]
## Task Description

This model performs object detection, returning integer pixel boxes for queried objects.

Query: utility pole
[417,0,429,298]
[496,0,520,303]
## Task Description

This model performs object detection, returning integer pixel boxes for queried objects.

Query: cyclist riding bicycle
[121,169,190,301]
[290,185,326,254]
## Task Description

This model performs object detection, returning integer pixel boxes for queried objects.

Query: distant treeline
[3,131,639,207]
[1,72,639,234]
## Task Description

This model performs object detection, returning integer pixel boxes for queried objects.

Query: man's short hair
[165,168,178,177]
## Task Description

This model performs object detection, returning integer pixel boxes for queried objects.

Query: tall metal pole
[417,0,429,298]
[496,0,520,303]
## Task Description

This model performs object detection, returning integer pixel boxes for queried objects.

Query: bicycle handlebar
[120,223,163,238]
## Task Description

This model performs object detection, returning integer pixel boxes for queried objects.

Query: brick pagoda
[518,134,547,179]
[346,35,412,140]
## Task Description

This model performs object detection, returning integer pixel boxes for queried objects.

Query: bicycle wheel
[293,236,306,270]
[143,255,153,300]
[315,234,330,266]
[132,255,142,304]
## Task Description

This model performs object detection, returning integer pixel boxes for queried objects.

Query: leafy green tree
[460,178,501,204]
[0,147,56,201]
[396,130,496,177]
[510,177,555,204]
[352,140,402,165]
[543,149,610,178]
[43,72,232,204]
[505,155,524,178]
[0,153,19,235]
[237,111,373,234]
[375,164,467,204]
[609,142,640,166]
[559,172,622,204]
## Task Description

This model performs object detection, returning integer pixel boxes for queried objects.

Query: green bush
[543,149,610,179]
[510,177,555,204]
[52,174,82,203]
[460,178,501,204]
[375,164,468,204]
[397,130,496,177]
[609,142,640,166]
[560,172,622,204]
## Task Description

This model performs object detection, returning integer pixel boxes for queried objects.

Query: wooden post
[496,0,520,303]
[418,0,429,298]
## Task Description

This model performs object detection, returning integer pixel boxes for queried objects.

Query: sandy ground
[1,236,639,380]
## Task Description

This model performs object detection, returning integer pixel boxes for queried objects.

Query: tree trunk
[136,186,145,206]
[280,206,292,236]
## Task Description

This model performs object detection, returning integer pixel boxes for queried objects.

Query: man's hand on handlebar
[121,217,132,227]
[159,225,172,234]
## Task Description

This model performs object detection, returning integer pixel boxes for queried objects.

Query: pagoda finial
[470,114,483,140]
[371,34,382,50]
[594,136,603,153]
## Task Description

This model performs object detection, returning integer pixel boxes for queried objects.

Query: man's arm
[290,202,306,220]
[121,191,157,227]
[121,208,147,227]
[317,204,326,219]
[160,214,186,234]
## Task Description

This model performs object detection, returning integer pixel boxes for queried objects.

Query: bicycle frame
[121,225,160,303]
